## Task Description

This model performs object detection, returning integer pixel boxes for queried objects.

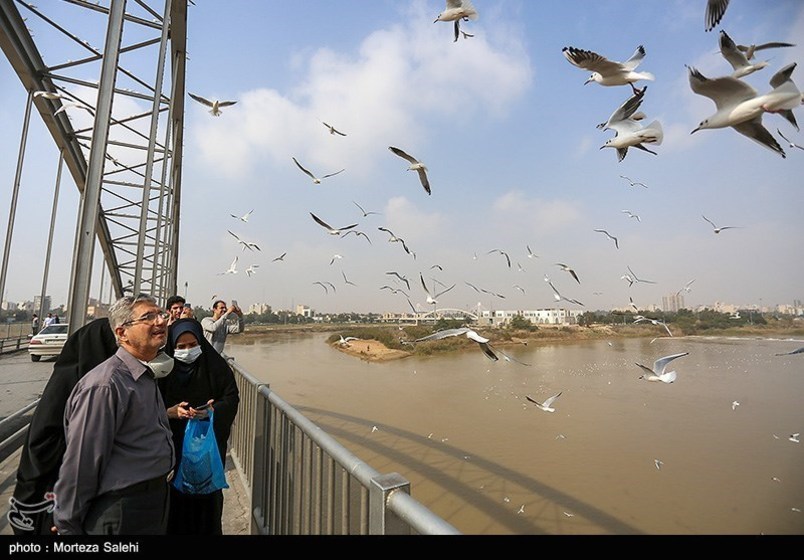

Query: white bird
[676,279,696,296]
[732,400,740,410]
[556,263,581,284]
[378,227,412,256]
[705,0,730,32]
[622,210,641,222]
[310,212,358,236]
[702,215,740,234]
[513,284,526,295]
[321,120,347,136]
[627,265,656,285]
[389,146,431,195]
[218,256,238,275]
[371,425,378,433]
[790,433,801,444]
[228,230,261,252]
[526,245,539,259]
[545,276,584,307]
[188,92,237,116]
[620,175,648,189]
[563,511,575,518]
[272,252,287,262]
[688,63,802,158]
[516,505,525,515]
[597,87,646,131]
[487,249,511,268]
[341,229,372,244]
[230,209,254,223]
[292,157,345,184]
[737,40,796,62]
[654,459,664,470]
[386,271,411,291]
[420,273,455,306]
[777,129,804,151]
[434,0,479,24]
[525,392,562,413]
[601,107,663,162]
[414,327,499,361]
[633,316,673,337]
[594,229,619,249]
[353,201,380,217]
[329,254,343,266]
[338,335,359,347]
[341,271,357,287]
[719,30,769,79]
[33,90,67,100]
[563,45,654,93]
[245,264,259,277]
[53,101,95,117]
[635,352,689,383]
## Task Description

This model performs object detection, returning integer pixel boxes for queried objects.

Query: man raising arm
[201,300,244,354]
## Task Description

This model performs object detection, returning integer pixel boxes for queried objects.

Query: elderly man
[201,299,244,354]
[53,294,175,535]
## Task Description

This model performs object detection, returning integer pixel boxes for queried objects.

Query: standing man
[43,313,55,329]
[52,294,175,535]
[202,300,244,354]
[31,314,39,335]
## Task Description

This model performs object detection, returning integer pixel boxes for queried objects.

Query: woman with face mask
[159,318,240,534]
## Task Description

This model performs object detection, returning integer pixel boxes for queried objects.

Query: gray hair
[108,294,158,336]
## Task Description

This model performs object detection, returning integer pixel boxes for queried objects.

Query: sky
[1,0,803,316]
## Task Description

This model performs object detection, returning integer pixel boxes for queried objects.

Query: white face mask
[174,345,203,364]
[147,351,175,378]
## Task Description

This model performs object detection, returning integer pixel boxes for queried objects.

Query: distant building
[295,304,313,318]
[249,303,272,315]
[34,295,52,315]
[1,300,18,311]
[662,293,685,312]
[476,308,582,327]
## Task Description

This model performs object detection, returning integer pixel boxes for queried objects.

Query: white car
[28,323,69,362]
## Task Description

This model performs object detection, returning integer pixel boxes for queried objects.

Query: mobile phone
[184,303,191,308]
[231,300,238,308]
[195,402,212,411]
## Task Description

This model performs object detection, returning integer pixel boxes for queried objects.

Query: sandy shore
[331,339,412,362]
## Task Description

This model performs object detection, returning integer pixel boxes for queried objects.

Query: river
[227,333,804,535]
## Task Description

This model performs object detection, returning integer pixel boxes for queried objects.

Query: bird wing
[477,341,499,361]
[705,0,730,31]
[322,169,346,179]
[654,352,689,375]
[635,362,655,376]
[414,328,470,342]
[562,47,622,75]
[622,45,647,71]
[719,30,750,71]
[599,88,645,130]
[525,395,543,407]
[542,392,562,408]
[293,157,317,180]
[768,62,797,89]
[416,168,431,195]
[389,146,418,164]
[497,349,530,366]
[435,284,456,299]
[687,66,757,110]
[732,118,786,158]
[310,212,335,231]
[188,92,213,107]
[420,273,433,298]
[217,100,237,108]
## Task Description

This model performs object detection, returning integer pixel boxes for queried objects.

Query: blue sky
[1,0,803,315]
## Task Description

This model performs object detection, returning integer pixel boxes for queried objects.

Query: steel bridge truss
[0,0,187,329]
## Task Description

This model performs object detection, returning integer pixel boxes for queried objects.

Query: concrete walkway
[0,350,250,535]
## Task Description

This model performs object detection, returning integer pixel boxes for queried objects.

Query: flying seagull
[526,245,539,259]
[414,327,499,362]
[342,271,357,287]
[292,157,345,184]
[341,229,373,244]
[386,271,411,291]
[525,392,562,413]
[389,146,431,195]
[777,129,804,151]
[702,215,740,234]
[217,256,238,275]
[329,254,343,266]
[321,120,347,136]
[228,230,261,252]
[620,175,648,188]
[188,92,237,116]
[487,249,512,268]
[562,45,654,93]
[310,212,358,236]
[272,252,287,262]
[556,263,581,284]
[627,265,656,285]
[634,316,674,337]
[676,279,696,296]
[622,210,641,222]
[378,227,412,255]
[705,0,730,32]
[737,40,796,61]
[545,276,584,307]
[775,347,804,356]
[353,201,380,217]
[601,100,663,162]
[245,264,259,277]
[594,229,620,249]
[434,0,479,25]
[718,30,769,79]
[635,352,689,383]
[420,273,455,306]
[597,86,646,130]
[230,209,254,222]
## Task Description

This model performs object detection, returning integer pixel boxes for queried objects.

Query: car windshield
[39,324,69,335]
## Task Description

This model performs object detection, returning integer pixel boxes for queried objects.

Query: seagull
[688,63,802,158]
[732,400,740,410]
[228,230,261,252]
[338,335,359,346]
[525,392,562,413]
[434,0,479,24]
[487,249,512,268]
[329,254,343,266]
[516,505,525,515]
[563,511,575,518]
[378,227,412,255]
[513,284,526,295]
[414,327,499,361]
[597,87,646,130]
[380,285,409,297]
[622,210,641,222]
[389,146,431,195]
[621,274,635,288]
[545,276,584,307]
[526,245,539,259]
[635,352,689,383]
[420,273,455,306]
[353,201,380,217]
[34,90,67,100]
[702,215,741,234]
[777,129,804,151]
[627,265,656,285]
[634,316,673,337]
[705,0,730,32]
[272,252,287,262]
[218,256,238,275]
[292,157,345,184]
[313,281,336,294]
[371,425,378,433]
[386,271,411,291]
[341,229,372,244]
[556,263,580,284]
[321,120,346,136]
[737,40,796,62]
[676,279,696,296]
[562,45,655,93]
[654,459,664,470]
[53,101,95,117]
[188,92,237,116]
[719,30,769,79]
[775,347,804,356]
[601,107,663,162]
[620,175,648,188]
[340,271,357,287]
[594,229,619,249]
[310,212,358,236]
[230,209,254,222]
[245,264,259,277]
[790,433,801,444]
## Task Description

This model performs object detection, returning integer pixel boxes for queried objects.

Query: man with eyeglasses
[52,294,175,535]
[202,299,244,354]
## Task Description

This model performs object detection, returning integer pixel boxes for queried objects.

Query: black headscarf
[11,318,118,535]
[159,318,240,467]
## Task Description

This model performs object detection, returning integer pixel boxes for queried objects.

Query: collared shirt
[201,313,244,354]
[53,346,175,535]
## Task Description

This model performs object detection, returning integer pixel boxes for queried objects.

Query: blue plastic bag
[173,410,229,495]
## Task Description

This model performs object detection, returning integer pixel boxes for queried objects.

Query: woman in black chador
[159,318,240,534]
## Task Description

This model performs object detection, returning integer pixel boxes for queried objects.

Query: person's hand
[189,399,214,420]
[181,307,194,319]
[168,402,191,419]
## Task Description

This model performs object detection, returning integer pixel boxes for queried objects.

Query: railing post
[369,473,411,535]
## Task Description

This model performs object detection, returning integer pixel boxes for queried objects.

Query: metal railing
[0,336,28,354]
[225,358,461,535]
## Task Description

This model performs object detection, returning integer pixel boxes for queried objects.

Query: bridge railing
[0,336,28,355]
[225,358,461,535]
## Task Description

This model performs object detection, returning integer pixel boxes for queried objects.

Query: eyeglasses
[123,311,170,326]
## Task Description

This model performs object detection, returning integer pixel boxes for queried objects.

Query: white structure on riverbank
[475,308,582,327]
